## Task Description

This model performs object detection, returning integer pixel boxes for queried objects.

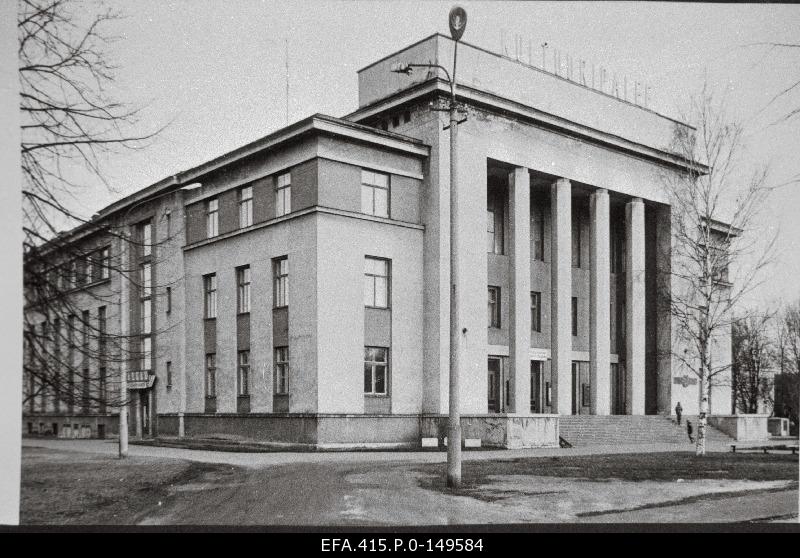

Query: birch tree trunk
[696,370,709,456]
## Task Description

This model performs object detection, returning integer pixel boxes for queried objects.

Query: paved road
[21,437,743,468]
[21,438,800,525]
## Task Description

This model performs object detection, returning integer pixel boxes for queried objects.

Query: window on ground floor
[364,347,388,395]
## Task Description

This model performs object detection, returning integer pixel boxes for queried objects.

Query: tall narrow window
[205,353,216,398]
[99,247,110,280]
[238,351,250,396]
[487,193,503,254]
[206,198,219,238]
[141,222,152,257]
[572,218,581,268]
[273,257,288,308]
[99,367,107,413]
[275,172,291,217]
[531,291,541,333]
[239,185,253,228]
[140,298,151,334]
[84,254,94,284]
[364,347,388,395]
[360,170,389,217]
[364,257,389,308]
[166,286,172,314]
[166,361,173,389]
[487,208,496,253]
[237,266,251,313]
[204,274,217,318]
[532,204,545,261]
[274,347,289,394]
[141,336,152,371]
[572,297,579,337]
[140,262,152,296]
[98,306,107,355]
[488,286,501,328]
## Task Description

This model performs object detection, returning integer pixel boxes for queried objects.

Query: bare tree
[775,300,800,428]
[663,84,776,456]
[20,0,162,420]
[732,313,776,415]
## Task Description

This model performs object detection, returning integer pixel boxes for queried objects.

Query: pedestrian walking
[675,402,683,425]
[686,420,694,443]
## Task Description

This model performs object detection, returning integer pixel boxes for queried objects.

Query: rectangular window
[487,208,496,253]
[611,226,623,274]
[572,297,579,337]
[100,247,110,279]
[275,172,291,217]
[532,204,545,261]
[239,185,253,228]
[204,274,217,318]
[76,258,87,286]
[488,286,501,328]
[99,367,107,412]
[205,353,216,398]
[274,347,289,394]
[166,286,172,313]
[140,263,152,297]
[582,383,591,407]
[273,257,288,308]
[166,361,173,389]
[141,222,152,257]
[237,265,251,314]
[238,351,250,396]
[98,306,106,354]
[572,219,581,268]
[363,257,390,308]
[487,192,504,254]
[206,198,219,238]
[141,336,152,371]
[85,254,94,284]
[81,310,90,349]
[364,347,388,395]
[70,259,78,288]
[140,298,151,334]
[531,291,541,333]
[360,170,389,218]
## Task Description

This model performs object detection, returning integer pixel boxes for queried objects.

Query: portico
[485,163,652,417]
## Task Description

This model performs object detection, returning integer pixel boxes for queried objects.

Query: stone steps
[559,415,734,446]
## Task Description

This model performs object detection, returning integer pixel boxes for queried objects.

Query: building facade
[23,35,733,448]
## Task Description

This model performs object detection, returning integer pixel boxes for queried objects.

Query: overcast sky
[20,1,800,307]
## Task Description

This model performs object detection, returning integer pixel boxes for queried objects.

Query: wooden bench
[729,443,798,455]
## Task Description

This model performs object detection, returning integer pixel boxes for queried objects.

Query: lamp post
[116,180,201,458]
[391,6,467,488]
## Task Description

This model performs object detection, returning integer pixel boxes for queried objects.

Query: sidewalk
[22,437,744,469]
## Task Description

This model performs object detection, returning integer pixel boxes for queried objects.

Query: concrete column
[590,189,611,415]
[134,393,142,439]
[625,198,646,415]
[551,178,572,414]
[147,389,153,437]
[509,167,531,414]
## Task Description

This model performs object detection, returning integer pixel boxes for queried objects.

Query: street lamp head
[448,5,467,41]
[390,62,413,75]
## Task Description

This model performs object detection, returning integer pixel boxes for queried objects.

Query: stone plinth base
[421,414,560,449]
[708,415,769,441]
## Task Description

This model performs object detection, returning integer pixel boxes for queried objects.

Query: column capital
[628,197,644,206]
[591,188,609,198]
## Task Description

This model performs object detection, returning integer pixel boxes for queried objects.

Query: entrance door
[530,361,543,413]
[571,362,579,415]
[611,363,626,414]
[488,357,502,413]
